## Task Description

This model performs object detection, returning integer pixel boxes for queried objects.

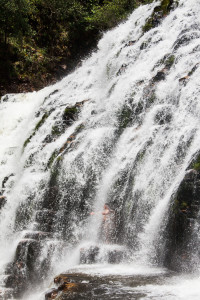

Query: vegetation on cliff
[0,0,154,96]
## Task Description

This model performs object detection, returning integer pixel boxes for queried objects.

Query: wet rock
[24,231,52,240]
[46,121,85,169]
[116,64,128,76]
[108,249,124,264]
[15,239,41,270]
[154,108,172,125]
[0,196,6,209]
[45,288,58,300]
[4,239,42,296]
[173,32,200,51]
[35,209,56,232]
[46,274,90,300]
[2,174,15,189]
[43,90,59,103]
[124,40,136,47]
[142,0,177,33]
[14,195,36,231]
[152,71,166,82]
[188,62,199,76]
[179,75,189,85]
[165,157,200,272]
[80,246,99,264]
[4,275,16,289]
[0,288,14,300]
[4,263,13,275]
[24,112,50,148]
[47,100,88,143]
[54,274,69,285]
[45,273,88,300]
[179,63,199,86]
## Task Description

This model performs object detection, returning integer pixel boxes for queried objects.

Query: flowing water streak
[0,0,200,299]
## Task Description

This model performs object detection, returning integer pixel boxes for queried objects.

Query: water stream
[0,0,200,299]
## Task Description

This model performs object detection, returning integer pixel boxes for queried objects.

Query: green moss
[118,105,133,129]
[47,123,84,170]
[148,93,156,104]
[23,112,49,148]
[173,198,188,214]
[35,112,49,130]
[142,0,178,33]
[188,63,199,77]
[50,166,60,181]
[190,153,200,171]
[75,123,85,134]
[165,55,175,68]
[47,149,59,169]
[193,162,200,171]
[142,18,154,33]
[24,136,32,148]
[64,107,78,117]
[51,125,61,136]
[155,0,170,15]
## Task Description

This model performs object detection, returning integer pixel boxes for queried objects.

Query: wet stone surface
[45,272,174,300]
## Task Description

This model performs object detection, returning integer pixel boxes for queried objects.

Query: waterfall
[0,0,200,299]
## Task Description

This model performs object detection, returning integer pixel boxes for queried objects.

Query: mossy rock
[24,112,49,148]
[63,106,78,120]
[188,151,200,171]
[143,0,178,33]
[118,105,133,129]
[47,150,60,169]
[46,123,85,169]
[188,63,199,77]
[165,55,175,68]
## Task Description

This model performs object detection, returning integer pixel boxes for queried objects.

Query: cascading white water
[1,0,200,299]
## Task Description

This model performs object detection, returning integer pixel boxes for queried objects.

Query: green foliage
[85,0,136,30]
[0,0,158,93]
[0,0,33,44]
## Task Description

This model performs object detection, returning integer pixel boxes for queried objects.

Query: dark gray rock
[164,161,200,272]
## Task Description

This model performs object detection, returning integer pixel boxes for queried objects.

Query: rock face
[164,154,200,272]
[4,239,41,296]
[4,232,54,298]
